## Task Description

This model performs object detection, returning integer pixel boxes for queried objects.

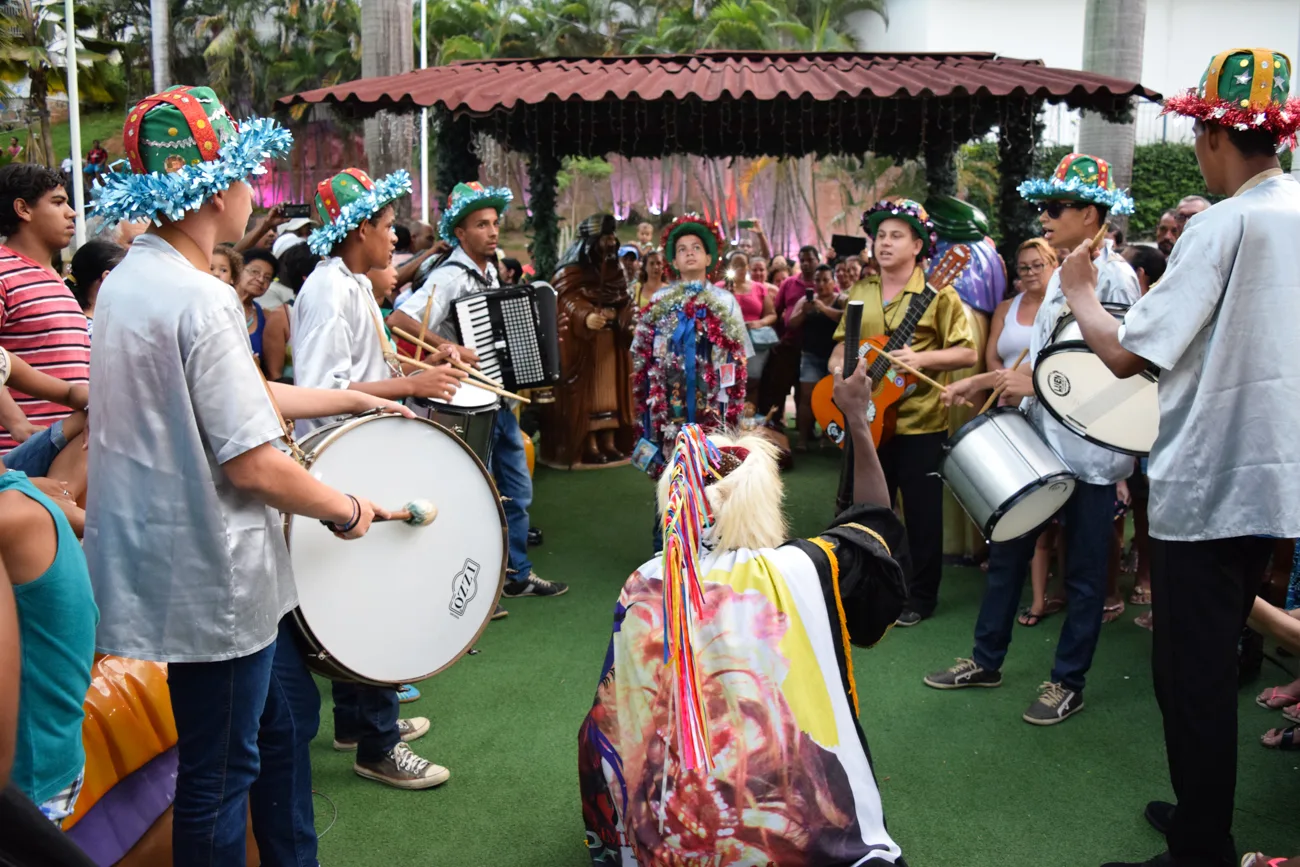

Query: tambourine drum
[940,407,1077,543]
[287,414,506,686]
[406,381,500,462]
[1033,303,1159,456]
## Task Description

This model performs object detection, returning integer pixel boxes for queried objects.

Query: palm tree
[0,0,119,165]
[362,0,413,212]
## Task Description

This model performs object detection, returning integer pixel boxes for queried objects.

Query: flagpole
[419,0,429,223]
[64,0,85,246]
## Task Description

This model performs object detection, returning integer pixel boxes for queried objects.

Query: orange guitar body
[810,334,917,449]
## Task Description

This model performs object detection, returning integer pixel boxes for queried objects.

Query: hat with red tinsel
[1163,47,1299,148]
[862,198,938,259]
[307,167,411,255]
[662,214,726,279]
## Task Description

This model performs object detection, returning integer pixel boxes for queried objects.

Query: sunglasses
[1034,201,1085,219]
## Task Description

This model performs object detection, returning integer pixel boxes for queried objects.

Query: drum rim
[983,470,1078,543]
[1050,301,1131,342]
[943,405,1024,452]
[286,413,508,686]
[1032,345,1159,457]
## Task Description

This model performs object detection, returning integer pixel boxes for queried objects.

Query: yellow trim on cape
[809,536,860,716]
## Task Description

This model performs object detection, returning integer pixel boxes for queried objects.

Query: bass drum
[287,414,506,686]
[1033,303,1159,456]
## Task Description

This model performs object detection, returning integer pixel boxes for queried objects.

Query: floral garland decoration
[91,117,293,225]
[631,281,748,463]
[308,170,413,255]
[1162,90,1300,150]
[861,198,939,258]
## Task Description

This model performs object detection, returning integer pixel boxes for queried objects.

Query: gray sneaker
[333,716,429,752]
[1023,682,1084,726]
[502,573,569,598]
[923,658,1003,690]
[354,741,450,790]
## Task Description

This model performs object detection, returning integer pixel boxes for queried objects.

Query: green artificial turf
[311,450,1299,866]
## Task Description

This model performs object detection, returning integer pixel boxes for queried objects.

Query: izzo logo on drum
[1048,371,1071,397]
[449,559,481,618]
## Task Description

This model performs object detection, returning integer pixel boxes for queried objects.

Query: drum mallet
[377,499,438,526]
[979,348,1030,414]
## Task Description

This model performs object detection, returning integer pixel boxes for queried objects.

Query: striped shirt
[0,246,90,453]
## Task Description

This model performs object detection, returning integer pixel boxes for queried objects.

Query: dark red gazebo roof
[279,50,1161,159]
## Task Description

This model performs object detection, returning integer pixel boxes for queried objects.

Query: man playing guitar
[828,198,976,628]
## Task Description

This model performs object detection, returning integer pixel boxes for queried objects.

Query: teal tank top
[5,471,98,805]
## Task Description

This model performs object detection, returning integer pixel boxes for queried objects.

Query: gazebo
[280,50,1160,275]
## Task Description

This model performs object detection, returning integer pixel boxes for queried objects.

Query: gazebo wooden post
[528,148,562,280]
[996,98,1045,269]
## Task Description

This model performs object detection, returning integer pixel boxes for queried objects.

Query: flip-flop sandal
[1129,585,1152,606]
[1283,703,1300,726]
[1102,601,1126,624]
[1256,686,1300,710]
[1240,856,1291,867]
[1134,611,1154,632]
[1043,596,1067,616]
[1017,606,1046,627]
[1261,725,1300,750]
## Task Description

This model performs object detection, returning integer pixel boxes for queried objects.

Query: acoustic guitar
[810,245,972,448]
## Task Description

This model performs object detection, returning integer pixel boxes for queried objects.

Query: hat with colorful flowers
[1162,48,1299,148]
[307,168,412,255]
[862,198,939,258]
[1017,153,1136,215]
[91,85,292,225]
[438,181,512,245]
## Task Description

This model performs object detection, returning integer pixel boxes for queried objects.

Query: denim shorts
[799,351,831,383]
[2,419,67,477]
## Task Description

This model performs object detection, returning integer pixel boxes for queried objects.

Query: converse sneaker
[923,658,1002,690]
[1023,682,1084,726]
[397,683,421,704]
[491,603,509,620]
[501,573,569,598]
[354,742,450,790]
[333,716,430,752]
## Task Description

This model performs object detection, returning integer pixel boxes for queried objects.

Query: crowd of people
[0,45,1298,867]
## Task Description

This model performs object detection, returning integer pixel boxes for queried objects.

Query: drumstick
[414,292,434,364]
[978,348,1030,414]
[376,499,438,526]
[397,352,532,404]
[859,343,973,406]
[391,326,506,390]
[1091,224,1110,252]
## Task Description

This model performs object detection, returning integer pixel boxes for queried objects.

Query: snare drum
[407,381,499,462]
[940,407,1077,543]
[1033,303,1160,456]
[288,414,507,686]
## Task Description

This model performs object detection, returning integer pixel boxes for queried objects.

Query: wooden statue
[540,215,636,468]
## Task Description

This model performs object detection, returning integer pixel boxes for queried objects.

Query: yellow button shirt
[833,266,975,435]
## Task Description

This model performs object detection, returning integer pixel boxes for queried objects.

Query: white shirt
[291,258,392,436]
[257,281,296,311]
[397,245,498,341]
[85,234,294,663]
[1023,241,1140,485]
[1120,172,1300,541]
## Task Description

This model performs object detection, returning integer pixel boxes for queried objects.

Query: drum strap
[356,275,404,379]
[256,368,307,464]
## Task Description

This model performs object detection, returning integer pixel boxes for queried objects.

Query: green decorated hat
[1017,152,1135,215]
[1163,47,1299,146]
[661,213,726,279]
[91,85,292,224]
[924,195,991,243]
[862,198,938,258]
[306,168,412,255]
[438,181,512,245]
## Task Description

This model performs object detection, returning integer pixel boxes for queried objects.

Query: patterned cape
[579,505,911,867]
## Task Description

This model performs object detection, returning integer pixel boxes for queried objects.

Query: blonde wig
[657,429,787,552]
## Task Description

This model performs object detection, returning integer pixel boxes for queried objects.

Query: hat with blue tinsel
[91,85,292,225]
[1163,48,1299,148]
[306,168,412,255]
[862,198,938,259]
[1017,153,1136,215]
[438,181,512,245]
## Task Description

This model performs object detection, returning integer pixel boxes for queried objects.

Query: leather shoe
[1144,800,1174,837]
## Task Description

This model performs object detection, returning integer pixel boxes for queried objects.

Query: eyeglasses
[1016,262,1047,275]
[1034,201,1084,219]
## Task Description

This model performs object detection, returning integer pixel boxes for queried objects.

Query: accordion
[452,282,561,393]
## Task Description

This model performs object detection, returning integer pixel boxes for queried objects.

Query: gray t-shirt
[1022,242,1140,485]
[1120,172,1300,541]
[85,234,295,663]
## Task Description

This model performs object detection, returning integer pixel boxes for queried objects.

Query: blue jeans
[2,419,67,477]
[331,682,399,764]
[167,618,319,867]
[490,409,533,583]
[972,481,1114,692]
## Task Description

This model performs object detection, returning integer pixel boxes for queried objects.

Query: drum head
[434,381,499,410]
[989,475,1075,542]
[289,415,506,684]
[1033,346,1159,456]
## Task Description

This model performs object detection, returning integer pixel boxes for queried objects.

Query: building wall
[852,0,1300,144]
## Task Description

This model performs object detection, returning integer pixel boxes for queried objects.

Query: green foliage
[1127,142,1205,237]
